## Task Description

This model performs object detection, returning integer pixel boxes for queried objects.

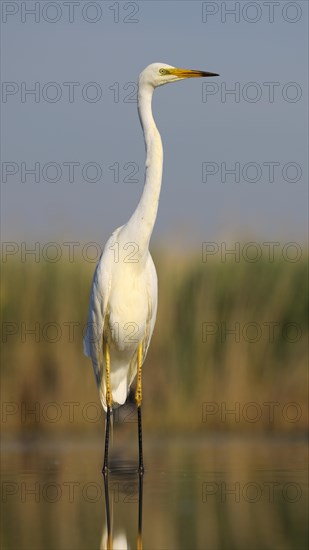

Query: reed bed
[1,249,307,435]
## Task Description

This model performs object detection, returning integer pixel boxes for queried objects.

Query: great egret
[84,63,219,473]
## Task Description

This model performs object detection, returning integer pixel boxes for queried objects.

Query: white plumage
[84,63,219,413]
[83,225,158,410]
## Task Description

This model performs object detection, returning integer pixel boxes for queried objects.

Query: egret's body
[84,63,218,472]
[84,226,157,409]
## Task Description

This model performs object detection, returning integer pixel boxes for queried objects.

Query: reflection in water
[101,530,127,550]
[100,470,143,550]
[1,435,308,550]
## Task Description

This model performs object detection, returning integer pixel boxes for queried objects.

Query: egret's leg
[103,472,112,550]
[103,342,112,474]
[103,407,111,474]
[135,342,144,473]
[105,341,113,410]
[137,470,144,550]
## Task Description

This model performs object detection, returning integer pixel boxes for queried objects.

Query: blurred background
[1,252,308,435]
[1,1,308,549]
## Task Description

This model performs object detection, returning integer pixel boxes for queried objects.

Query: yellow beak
[169,67,219,78]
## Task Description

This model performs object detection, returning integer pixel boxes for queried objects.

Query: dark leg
[102,406,111,474]
[103,470,112,549]
[137,470,144,549]
[137,405,144,474]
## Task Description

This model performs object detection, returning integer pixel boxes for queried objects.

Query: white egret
[84,63,219,473]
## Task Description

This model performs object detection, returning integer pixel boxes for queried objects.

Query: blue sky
[1,0,308,252]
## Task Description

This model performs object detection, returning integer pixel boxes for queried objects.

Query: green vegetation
[1,251,308,435]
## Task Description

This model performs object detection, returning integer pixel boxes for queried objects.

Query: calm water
[1,432,308,550]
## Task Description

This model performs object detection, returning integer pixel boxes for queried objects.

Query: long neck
[122,84,163,256]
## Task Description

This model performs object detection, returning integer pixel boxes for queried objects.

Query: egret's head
[139,62,219,89]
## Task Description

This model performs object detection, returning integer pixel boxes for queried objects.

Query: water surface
[1,433,307,550]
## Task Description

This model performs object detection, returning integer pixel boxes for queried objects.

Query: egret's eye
[159,68,168,75]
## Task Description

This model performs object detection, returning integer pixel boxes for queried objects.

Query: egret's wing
[142,255,158,362]
[84,226,123,389]
[83,259,108,387]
